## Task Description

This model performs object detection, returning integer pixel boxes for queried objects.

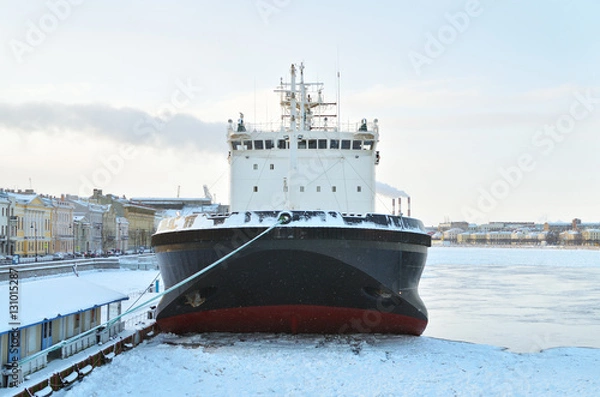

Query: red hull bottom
[156,305,427,336]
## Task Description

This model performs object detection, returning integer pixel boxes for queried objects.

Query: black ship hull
[152,214,431,335]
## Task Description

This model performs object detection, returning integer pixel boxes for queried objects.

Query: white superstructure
[228,63,379,214]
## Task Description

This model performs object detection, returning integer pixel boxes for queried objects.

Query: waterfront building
[91,189,155,252]
[67,195,106,254]
[442,227,464,242]
[487,231,512,245]
[4,190,53,259]
[560,230,582,246]
[73,214,91,254]
[122,202,154,251]
[51,196,75,254]
[0,192,9,256]
[582,229,600,246]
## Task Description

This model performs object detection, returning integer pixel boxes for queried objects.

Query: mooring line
[19,214,289,366]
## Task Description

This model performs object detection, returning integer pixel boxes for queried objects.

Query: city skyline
[1,1,599,226]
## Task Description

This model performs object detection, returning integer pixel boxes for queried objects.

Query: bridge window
[318,139,327,149]
[308,139,317,149]
[352,140,362,150]
[341,140,351,149]
[363,140,374,150]
[330,139,339,149]
[265,140,274,149]
[254,140,264,150]
[231,141,242,150]
[278,139,288,149]
[298,140,307,149]
[243,140,253,150]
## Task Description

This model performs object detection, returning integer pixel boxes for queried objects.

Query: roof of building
[0,275,128,335]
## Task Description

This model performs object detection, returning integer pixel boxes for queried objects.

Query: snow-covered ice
[23,247,600,396]
[60,333,599,397]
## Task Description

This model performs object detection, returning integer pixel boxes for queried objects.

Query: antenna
[336,49,341,132]
[337,70,341,132]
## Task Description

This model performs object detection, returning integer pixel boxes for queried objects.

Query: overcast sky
[1,0,599,225]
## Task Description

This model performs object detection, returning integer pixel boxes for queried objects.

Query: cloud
[0,102,226,152]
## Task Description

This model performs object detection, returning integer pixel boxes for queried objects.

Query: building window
[253,186,258,192]
[300,186,305,192]
[332,186,337,192]
[270,164,274,170]
[253,164,258,170]
[316,186,321,192]
[357,186,362,192]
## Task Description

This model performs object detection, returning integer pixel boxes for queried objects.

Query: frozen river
[421,246,600,352]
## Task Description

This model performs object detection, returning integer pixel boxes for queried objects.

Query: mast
[288,63,298,210]
[299,62,306,131]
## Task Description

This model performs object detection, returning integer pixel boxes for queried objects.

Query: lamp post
[73,222,77,256]
[30,221,38,262]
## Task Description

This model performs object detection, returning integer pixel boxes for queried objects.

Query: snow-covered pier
[12,323,158,397]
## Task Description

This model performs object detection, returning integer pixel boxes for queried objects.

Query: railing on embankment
[11,323,158,397]
[0,258,120,281]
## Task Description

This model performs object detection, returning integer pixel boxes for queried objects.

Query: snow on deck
[156,211,427,234]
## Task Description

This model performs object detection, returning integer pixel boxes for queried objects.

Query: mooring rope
[124,271,162,312]
[19,213,290,367]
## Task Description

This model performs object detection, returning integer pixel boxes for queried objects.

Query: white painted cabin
[228,63,380,215]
